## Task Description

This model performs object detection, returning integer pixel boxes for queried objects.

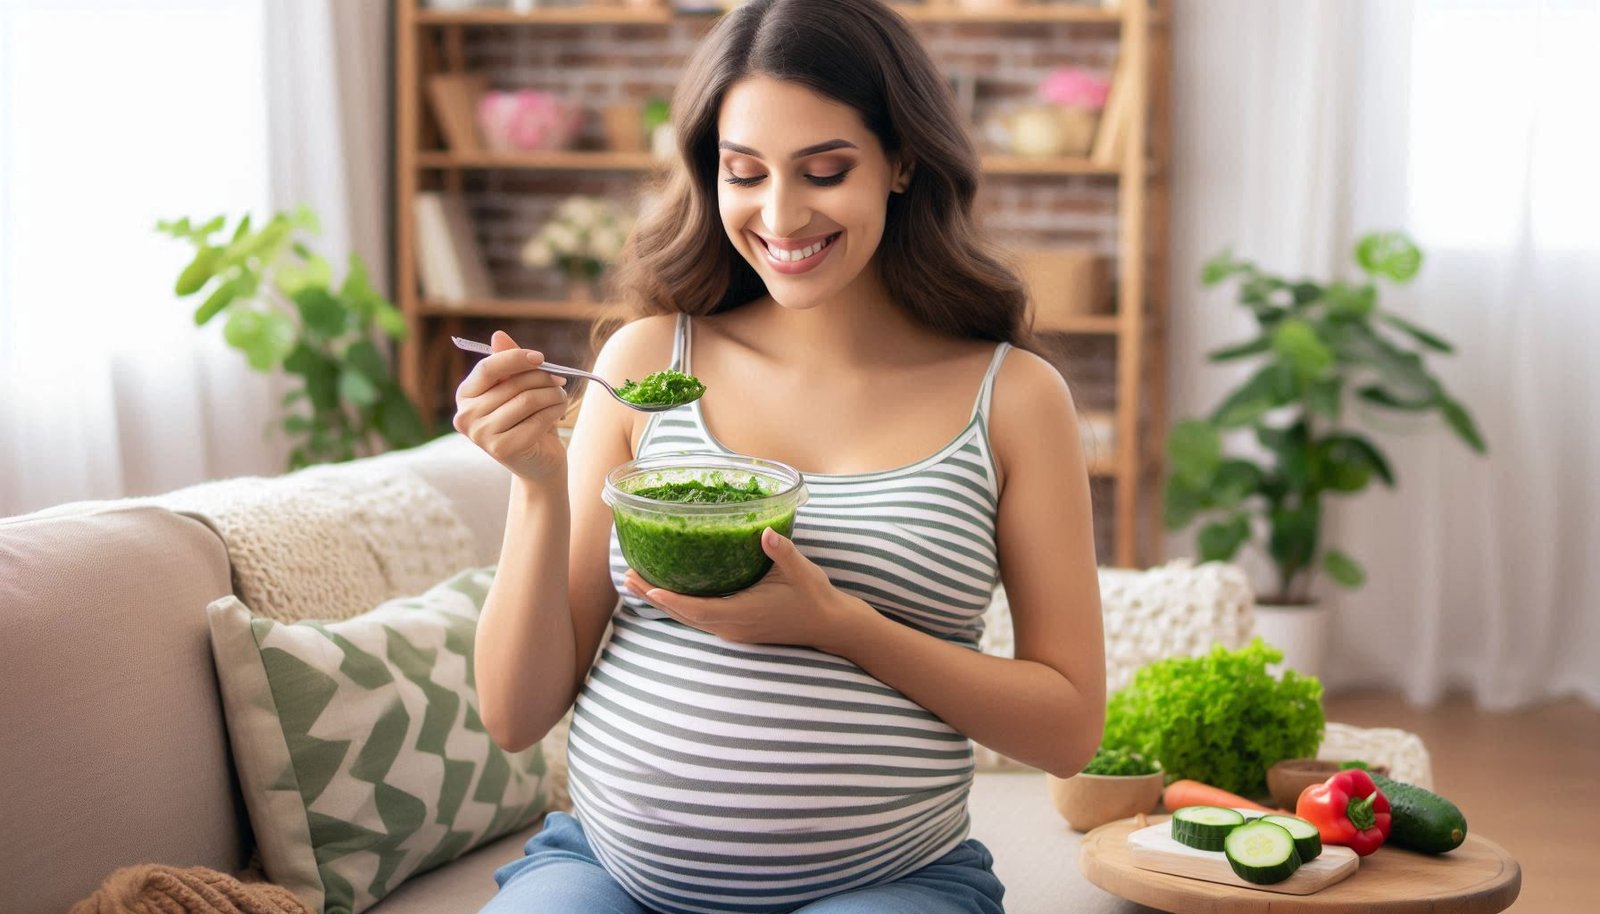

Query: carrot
[1162,779,1277,814]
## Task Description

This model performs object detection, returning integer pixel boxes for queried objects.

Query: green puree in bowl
[614,473,797,596]
[629,477,768,504]
[615,369,706,407]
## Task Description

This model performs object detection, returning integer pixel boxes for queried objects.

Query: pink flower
[478,90,583,152]
[1038,68,1111,110]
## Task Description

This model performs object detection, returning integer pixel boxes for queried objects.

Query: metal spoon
[451,336,694,413]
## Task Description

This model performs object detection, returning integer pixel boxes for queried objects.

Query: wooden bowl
[1047,771,1164,832]
[1266,758,1390,810]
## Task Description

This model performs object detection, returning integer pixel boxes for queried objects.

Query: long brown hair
[598,0,1032,353]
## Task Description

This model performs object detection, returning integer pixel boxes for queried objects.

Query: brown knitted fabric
[68,865,312,914]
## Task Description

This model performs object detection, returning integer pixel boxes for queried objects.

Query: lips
[754,231,841,275]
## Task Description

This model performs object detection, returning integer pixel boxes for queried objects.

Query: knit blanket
[68,865,311,914]
[156,463,479,622]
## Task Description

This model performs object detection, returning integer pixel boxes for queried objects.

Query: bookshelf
[393,0,1171,566]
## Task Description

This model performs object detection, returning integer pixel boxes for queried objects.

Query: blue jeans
[483,812,1006,914]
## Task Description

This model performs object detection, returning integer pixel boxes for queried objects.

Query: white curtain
[0,0,390,518]
[1168,0,1600,709]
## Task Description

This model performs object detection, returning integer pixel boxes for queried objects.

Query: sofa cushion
[0,504,246,914]
[159,460,480,623]
[208,568,551,914]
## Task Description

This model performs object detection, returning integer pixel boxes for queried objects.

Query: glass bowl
[602,453,809,597]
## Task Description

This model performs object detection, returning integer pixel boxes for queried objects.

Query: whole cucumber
[1371,772,1468,853]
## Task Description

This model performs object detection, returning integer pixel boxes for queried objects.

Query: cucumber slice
[1224,820,1303,885]
[1261,814,1323,862]
[1171,806,1246,851]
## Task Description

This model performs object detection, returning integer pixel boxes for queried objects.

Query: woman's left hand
[623,528,870,653]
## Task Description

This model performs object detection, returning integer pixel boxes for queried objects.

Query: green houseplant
[158,208,433,469]
[1166,232,1486,608]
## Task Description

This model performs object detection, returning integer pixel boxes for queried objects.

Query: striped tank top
[570,313,1010,914]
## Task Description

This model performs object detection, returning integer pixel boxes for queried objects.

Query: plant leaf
[1307,377,1342,420]
[1355,231,1423,283]
[1212,363,1294,428]
[1207,336,1272,362]
[1198,514,1251,562]
[1211,459,1264,508]
[277,254,333,298]
[1380,312,1455,353]
[193,277,239,326]
[1323,549,1366,588]
[344,339,389,383]
[175,247,221,296]
[1439,396,1488,454]
[223,307,295,371]
[1357,384,1434,411]
[1268,501,1320,579]
[1167,419,1222,488]
[1271,319,1336,382]
[338,367,381,407]
[292,287,345,340]
[375,387,430,446]
[1324,282,1377,320]
[1202,248,1247,286]
[1315,436,1375,492]
[1163,477,1205,530]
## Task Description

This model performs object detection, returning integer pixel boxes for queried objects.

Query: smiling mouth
[755,232,841,271]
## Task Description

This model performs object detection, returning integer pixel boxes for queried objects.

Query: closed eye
[722,168,854,188]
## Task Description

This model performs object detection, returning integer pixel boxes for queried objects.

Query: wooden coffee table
[1080,814,1521,913]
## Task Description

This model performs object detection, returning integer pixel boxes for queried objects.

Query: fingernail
[526,351,542,363]
[555,376,567,386]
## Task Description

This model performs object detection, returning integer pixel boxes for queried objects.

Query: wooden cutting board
[1081,814,1523,914]
[1125,816,1359,895]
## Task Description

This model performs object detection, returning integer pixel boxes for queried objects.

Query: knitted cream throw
[156,463,479,622]
[68,865,311,914]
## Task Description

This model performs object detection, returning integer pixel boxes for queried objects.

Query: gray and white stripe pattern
[572,314,1008,913]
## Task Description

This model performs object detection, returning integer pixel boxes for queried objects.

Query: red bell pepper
[1296,768,1391,856]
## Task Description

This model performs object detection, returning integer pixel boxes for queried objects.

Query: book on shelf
[426,72,487,154]
[412,191,494,305]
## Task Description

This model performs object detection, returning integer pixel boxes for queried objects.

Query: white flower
[520,235,554,268]
[591,224,627,262]
[544,222,581,257]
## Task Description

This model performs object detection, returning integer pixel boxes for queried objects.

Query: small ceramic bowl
[1266,758,1390,810]
[1047,770,1165,833]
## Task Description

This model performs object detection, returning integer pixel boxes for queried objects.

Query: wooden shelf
[416,149,1121,175]
[417,150,659,170]
[395,0,1172,566]
[413,4,1127,28]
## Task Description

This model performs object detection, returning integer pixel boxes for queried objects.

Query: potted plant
[1048,747,1164,833]
[1164,232,1486,676]
[520,195,633,303]
[158,207,433,470]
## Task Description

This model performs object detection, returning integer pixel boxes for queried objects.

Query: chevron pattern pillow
[207,568,549,914]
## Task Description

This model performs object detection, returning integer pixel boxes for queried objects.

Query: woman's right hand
[454,330,571,483]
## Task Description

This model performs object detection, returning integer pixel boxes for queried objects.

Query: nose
[760,177,811,239]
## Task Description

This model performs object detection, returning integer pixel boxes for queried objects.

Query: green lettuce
[1102,638,1324,798]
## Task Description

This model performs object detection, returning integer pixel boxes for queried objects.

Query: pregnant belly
[564,619,974,909]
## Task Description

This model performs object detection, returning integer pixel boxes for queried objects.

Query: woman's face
[715,75,910,310]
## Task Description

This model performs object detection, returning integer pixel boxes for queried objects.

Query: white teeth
[767,235,833,262]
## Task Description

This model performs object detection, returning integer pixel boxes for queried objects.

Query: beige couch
[0,434,1427,914]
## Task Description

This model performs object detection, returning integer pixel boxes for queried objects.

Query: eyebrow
[717,139,860,160]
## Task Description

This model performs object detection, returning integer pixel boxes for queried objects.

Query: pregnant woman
[452,1,1105,911]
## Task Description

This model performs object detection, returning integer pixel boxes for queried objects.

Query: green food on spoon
[615,369,706,407]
